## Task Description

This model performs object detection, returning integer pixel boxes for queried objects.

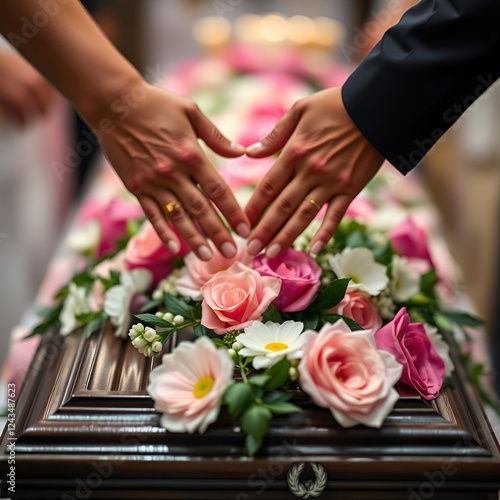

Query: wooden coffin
[1,323,499,500]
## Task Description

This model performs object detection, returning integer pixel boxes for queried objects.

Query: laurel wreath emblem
[287,462,328,498]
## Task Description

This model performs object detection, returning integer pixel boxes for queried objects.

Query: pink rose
[219,155,274,190]
[125,221,188,286]
[176,239,253,300]
[331,292,382,332]
[201,262,281,334]
[253,249,321,312]
[299,320,403,428]
[78,197,143,258]
[147,336,234,434]
[389,216,433,265]
[375,308,445,400]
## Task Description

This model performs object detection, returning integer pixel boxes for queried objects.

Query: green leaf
[135,313,173,329]
[163,292,193,319]
[420,269,438,297]
[85,313,108,338]
[245,433,262,457]
[75,311,102,324]
[139,299,162,313]
[311,278,350,311]
[264,402,302,415]
[262,358,291,391]
[54,285,69,299]
[346,230,366,249]
[263,391,294,405]
[249,374,272,387]
[25,303,63,338]
[440,311,486,327]
[323,314,363,331]
[372,239,393,266]
[211,338,227,348]
[241,404,272,444]
[194,323,213,337]
[72,272,95,288]
[302,311,319,331]
[262,304,283,323]
[223,382,254,418]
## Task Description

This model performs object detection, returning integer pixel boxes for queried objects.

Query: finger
[264,192,326,259]
[246,178,312,256]
[194,163,251,239]
[244,157,294,228]
[309,194,352,257]
[172,181,238,259]
[152,190,214,261]
[137,195,183,256]
[246,102,303,158]
[188,103,246,158]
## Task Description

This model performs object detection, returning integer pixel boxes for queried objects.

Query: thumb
[188,103,245,158]
[245,102,302,158]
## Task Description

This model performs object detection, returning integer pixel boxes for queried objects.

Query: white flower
[104,269,152,338]
[377,292,396,319]
[424,324,454,378]
[236,321,304,370]
[329,247,388,296]
[152,268,183,300]
[389,255,420,302]
[60,283,90,336]
[65,220,101,254]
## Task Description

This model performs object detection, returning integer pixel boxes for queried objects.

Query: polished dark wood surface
[1,323,499,499]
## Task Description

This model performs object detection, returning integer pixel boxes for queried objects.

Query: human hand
[83,80,250,261]
[0,52,55,127]
[244,87,384,259]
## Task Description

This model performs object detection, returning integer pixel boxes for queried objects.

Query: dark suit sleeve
[341,0,500,174]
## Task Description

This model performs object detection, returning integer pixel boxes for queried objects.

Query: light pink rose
[147,336,234,434]
[375,308,445,400]
[344,195,375,222]
[389,216,433,265]
[176,239,253,300]
[88,251,127,312]
[77,197,143,258]
[201,262,281,334]
[219,155,274,190]
[125,221,188,286]
[299,320,403,428]
[331,292,382,332]
[253,249,321,312]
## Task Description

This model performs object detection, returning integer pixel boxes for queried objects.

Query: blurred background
[1,0,499,391]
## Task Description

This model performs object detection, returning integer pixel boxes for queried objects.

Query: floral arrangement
[32,45,486,455]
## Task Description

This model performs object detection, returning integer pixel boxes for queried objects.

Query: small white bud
[232,341,243,351]
[133,337,147,348]
[128,329,139,340]
[144,328,157,342]
[155,311,164,318]
[152,289,163,301]
[173,315,185,326]
[288,367,298,381]
[152,341,163,353]
[290,359,300,368]
[145,345,153,357]
[164,312,174,323]
[227,348,236,357]
[132,323,144,333]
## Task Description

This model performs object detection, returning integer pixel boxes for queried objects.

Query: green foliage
[163,292,194,319]
[311,278,350,311]
[262,304,283,323]
[135,313,174,329]
[322,314,362,331]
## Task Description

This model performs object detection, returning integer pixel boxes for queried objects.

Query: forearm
[0,0,142,124]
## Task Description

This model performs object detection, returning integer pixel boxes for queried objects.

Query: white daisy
[329,247,388,296]
[104,268,153,338]
[424,324,454,378]
[235,320,304,370]
[390,255,420,302]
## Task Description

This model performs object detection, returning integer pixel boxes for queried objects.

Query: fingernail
[236,222,250,238]
[246,141,263,153]
[247,239,263,255]
[221,241,237,259]
[198,245,213,261]
[230,141,246,153]
[266,243,282,259]
[310,241,325,258]
[167,240,180,255]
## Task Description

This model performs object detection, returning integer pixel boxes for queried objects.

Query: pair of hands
[86,82,385,261]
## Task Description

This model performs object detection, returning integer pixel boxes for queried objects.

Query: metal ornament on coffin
[287,462,328,498]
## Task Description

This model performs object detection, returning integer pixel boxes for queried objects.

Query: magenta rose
[201,262,281,334]
[374,308,445,400]
[389,216,433,265]
[78,197,143,258]
[331,292,382,332]
[253,249,321,312]
[298,320,403,428]
[125,221,188,286]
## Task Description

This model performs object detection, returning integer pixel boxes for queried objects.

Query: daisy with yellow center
[236,320,304,370]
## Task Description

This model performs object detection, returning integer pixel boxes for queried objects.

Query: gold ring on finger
[164,200,183,214]
[305,197,321,211]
